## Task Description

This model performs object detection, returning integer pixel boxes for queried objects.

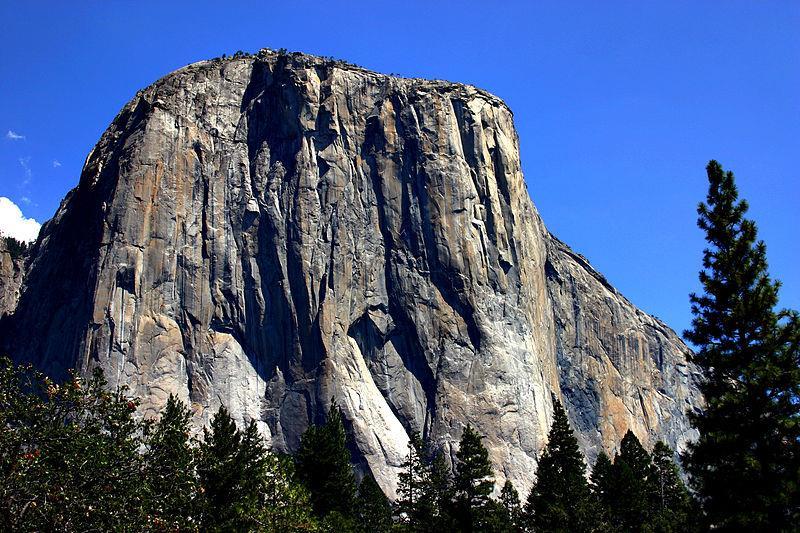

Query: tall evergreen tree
[428,449,456,530]
[609,430,656,532]
[295,400,357,522]
[196,406,268,531]
[649,441,696,533]
[453,424,494,532]
[395,432,433,530]
[355,474,393,533]
[590,451,615,531]
[524,397,592,532]
[395,433,455,531]
[142,394,197,530]
[498,480,523,532]
[258,452,318,532]
[684,160,800,529]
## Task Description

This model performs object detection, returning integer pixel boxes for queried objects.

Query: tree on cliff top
[684,160,800,529]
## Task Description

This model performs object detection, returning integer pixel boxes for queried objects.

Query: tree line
[1,235,29,261]
[1,160,798,531]
[0,357,692,532]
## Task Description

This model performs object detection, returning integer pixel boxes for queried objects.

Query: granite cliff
[0,239,25,319]
[0,50,701,497]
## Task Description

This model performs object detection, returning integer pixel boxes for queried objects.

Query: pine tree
[395,432,433,530]
[295,400,357,522]
[609,430,656,532]
[684,160,800,529]
[355,474,392,533]
[258,452,318,532]
[395,434,456,532]
[453,424,494,532]
[428,450,455,529]
[649,441,696,532]
[196,406,268,531]
[524,397,592,532]
[142,394,197,530]
[498,480,523,532]
[590,451,615,531]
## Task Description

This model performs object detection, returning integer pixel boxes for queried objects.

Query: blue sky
[1,1,797,337]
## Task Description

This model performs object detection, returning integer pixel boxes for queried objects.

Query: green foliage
[258,453,318,532]
[196,406,269,530]
[395,433,455,531]
[1,358,702,533]
[355,474,392,533]
[589,451,614,530]
[497,480,523,532]
[0,359,146,531]
[684,160,800,529]
[142,393,197,530]
[2,235,29,261]
[453,424,495,532]
[525,397,593,532]
[395,432,432,529]
[428,450,456,530]
[295,400,357,521]
[611,431,656,531]
[589,431,697,533]
[649,441,697,532]
[0,359,317,532]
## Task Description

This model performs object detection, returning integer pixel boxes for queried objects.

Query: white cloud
[0,197,41,243]
[5,130,25,141]
[52,159,61,168]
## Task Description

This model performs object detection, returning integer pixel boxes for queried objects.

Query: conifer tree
[684,160,800,529]
[395,434,456,532]
[524,397,592,532]
[609,430,656,532]
[142,394,197,530]
[590,451,615,530]
[428,450,456,529]
[295,400,357,522]
[196,406,268,531]
[355,474,393,533]
[453,424,494,532]
[395,432,433,530]
[649,441,696,532]
[258,453,318,532]
[499,480,523,532]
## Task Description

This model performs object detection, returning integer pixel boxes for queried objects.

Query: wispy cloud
[52,159,62,168]
[0,197,40,243]
[5,130,25,141]
[18,157,32,186]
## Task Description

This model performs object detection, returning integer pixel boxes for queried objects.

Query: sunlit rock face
[0,239,25,319]
[0,51,701,498]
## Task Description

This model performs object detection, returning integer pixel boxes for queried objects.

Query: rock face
[0,239,25,319]
[0,50,701,497]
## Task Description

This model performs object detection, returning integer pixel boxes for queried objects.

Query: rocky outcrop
[0,238,25,319]
[0,50,701,498]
